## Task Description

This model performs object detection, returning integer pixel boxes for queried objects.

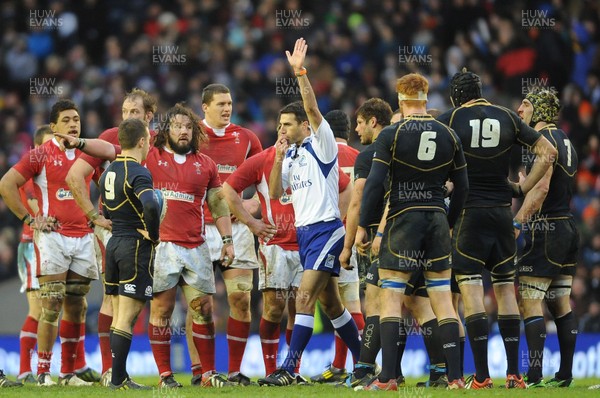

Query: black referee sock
[498,314,521,376]
[554,311,577,380]
[438,318,461,381]
[378,318,401,383]
[524,316,545,383]
[422,319,446,380]
[357,316,381,372]
[111,329,133,386]
[396,318,408,378]
[466,312,489,382]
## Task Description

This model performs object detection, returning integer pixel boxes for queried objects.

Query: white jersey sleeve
[309,119,338,163]
[281,154,291,191]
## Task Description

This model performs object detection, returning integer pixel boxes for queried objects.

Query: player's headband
[398,91,428,101]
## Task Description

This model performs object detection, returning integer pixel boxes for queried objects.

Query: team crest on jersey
[232,131,240,144]
[56,188,73,200]
[193,161,202,175]
[145,285,153,297]
[158,160,168,167]
[279,191,292,205]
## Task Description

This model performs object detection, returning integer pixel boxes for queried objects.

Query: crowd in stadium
[0,0,600,390]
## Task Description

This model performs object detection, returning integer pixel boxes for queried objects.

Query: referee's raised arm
[286,38,323,133]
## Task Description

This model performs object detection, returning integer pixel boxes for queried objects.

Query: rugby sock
[98,312,113,373]
[281,314,313,373]
[111,329,132,386]
[149,322,172,376]
[259,318,280,375]
[332,312,365,369]
[191,363,203,377]
[465,312,490,382]
[459,336,466,374]
[498,314,521,376]
[74,322,87,372]
[37,351,52,375]
[227,317,250,373]
[19,316,38,376]
[439,318,462,381]
[59,319,80,375]
[524,316,545,382]
[331,309,361,361]
[422,319,446,381]
[192,321,215,372]
[332,333,347,370]
[378,317,400,382]
[396,318,408,378]
[357,316,380,369]
[554,311,577,380]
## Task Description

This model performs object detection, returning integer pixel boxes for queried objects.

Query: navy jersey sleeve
[130,168,154,198]
[372,125,396,166]
[511,111,542,147]
[354,149,373,180]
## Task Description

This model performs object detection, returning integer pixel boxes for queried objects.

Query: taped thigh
[491,270,516,285]
[66,280,91,297]
[547,275,572,298]
[338,281,360,302]
[455,273,483,287]
[224,273,253,294]
[425,276,451,292]
[379,276,409,293]
[519,279,550,300]
[39,281,66,326]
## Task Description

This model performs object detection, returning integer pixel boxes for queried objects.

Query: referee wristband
[221,235,233,245]
[375,231,383,238]
[513,219,522,230]
[295,67,307,77]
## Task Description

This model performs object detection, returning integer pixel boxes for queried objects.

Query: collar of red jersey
[202,119,231,137]
[52,137,75,153]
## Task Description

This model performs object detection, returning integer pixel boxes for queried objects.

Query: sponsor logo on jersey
[124,283,136,294]
[162,190,195,203]
[217,164,237,174]
[158,160,168,167]
[53,159,63,166]
[56,188,73,200]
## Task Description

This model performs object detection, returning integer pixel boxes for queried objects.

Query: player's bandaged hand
[31,215,59,232]
[220,243,235,267]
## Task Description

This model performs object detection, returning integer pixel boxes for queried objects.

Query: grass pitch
[2,376,600,397]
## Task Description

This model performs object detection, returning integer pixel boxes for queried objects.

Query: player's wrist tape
[77,138,86,150]
[221,235,233,245]
[21,214,33,225]
[86,209,99,222]
[295,67,307,77]
[375,231,383,238]
[513,219,522,230]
